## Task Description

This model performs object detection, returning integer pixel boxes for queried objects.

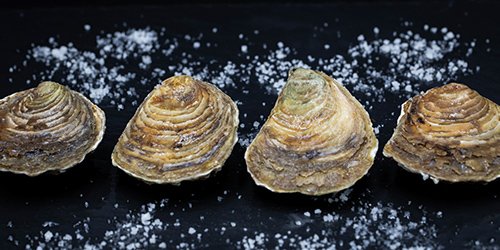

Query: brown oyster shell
[383,83,500,183]
[111,75,239,184]
[245,68,378,196]
[0,81,106,176]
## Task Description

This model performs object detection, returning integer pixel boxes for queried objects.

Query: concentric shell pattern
[111,75,239,184]
[383,83,500,183]
[0,81,106,176]
[245,67,378,196]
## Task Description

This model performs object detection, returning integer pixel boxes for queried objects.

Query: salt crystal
[241,45,248,53]
[141,212,151,225]
[444,31,454,41]
[142,55,152,65]
[253,121,260,129]
[44,231,53,242]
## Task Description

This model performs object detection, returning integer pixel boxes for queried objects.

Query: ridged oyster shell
[111,75,239,184]
[245,68,378,195]
[383,83,500,183]
[0,81,106,176]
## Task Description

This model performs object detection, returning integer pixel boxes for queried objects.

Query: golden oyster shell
[111,75,239,184]
[245,68,378,195]
[383,83,500,183]
[0,81,105,176]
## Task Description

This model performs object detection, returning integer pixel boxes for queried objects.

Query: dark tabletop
[0,1,499,249]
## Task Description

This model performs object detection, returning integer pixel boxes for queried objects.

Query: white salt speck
[404,84,412,92]
[241,45,248,53]
[188,227,196,234]
[141,212,151,225]
[373,27,380,34]
[391,80,400,91]
[142,55,152,64]
[193,41,201,49]
[444,31,454,40]
[324,44,330,50]
[44,231,53,242]
[84,24,91,31]
[253,121,260,129]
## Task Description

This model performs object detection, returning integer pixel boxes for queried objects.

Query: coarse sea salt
[16,186,447,250]
[12,22,475,113]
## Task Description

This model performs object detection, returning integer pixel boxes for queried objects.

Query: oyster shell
[0,81,105,176]
[111,75,239,184]
[245,68,378,195]
[383,83,500,183]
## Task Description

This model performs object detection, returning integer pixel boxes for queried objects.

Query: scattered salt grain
[44,231,53,242]
[241,45,248,53]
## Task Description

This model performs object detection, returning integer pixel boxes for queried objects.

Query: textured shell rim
[245,70,380,196]
[384,94,500,184]
[111,131,238,185]
[0,89,106,177]
[110,77,240,185]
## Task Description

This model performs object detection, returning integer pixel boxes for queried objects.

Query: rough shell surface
[245,67,378,196]
[0,81,106,176]
[383,83,500,183]
[111,75,239,184]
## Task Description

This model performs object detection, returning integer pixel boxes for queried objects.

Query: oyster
[383,83,500,183]
[111,75,239,184]
[0,81,105,176]
[245,68,378,195]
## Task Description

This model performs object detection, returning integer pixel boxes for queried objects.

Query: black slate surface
[0,1,499,249]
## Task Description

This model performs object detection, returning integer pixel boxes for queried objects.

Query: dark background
[1,0,499,249]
